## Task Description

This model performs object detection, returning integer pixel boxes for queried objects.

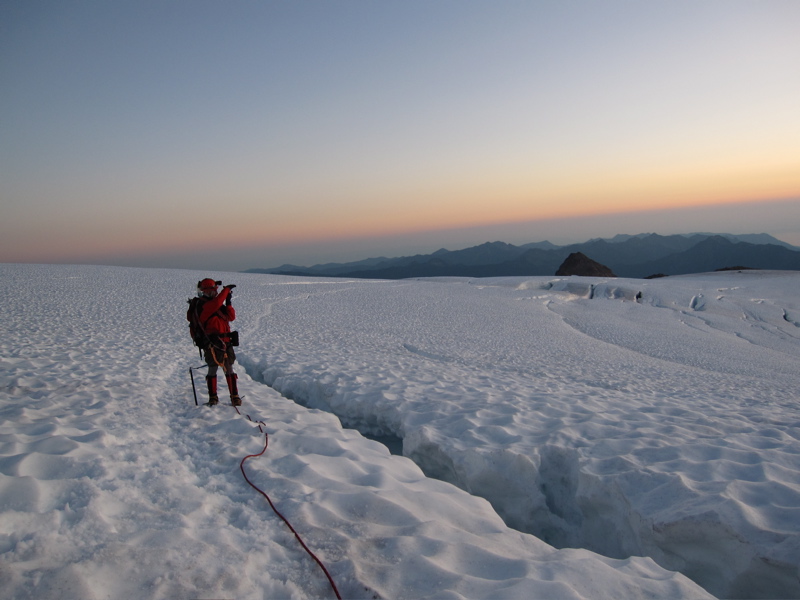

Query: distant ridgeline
[244,233,800,280]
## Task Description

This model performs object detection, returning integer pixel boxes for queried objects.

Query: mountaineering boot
[226,373,241,406]
[206,375,219,406]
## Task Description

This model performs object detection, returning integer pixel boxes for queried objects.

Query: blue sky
[2,1,799,270]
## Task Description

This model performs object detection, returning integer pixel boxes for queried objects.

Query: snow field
[0,264,713,599]
[237,271,800,599]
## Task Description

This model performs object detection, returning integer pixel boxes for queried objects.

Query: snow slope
[1,264,797,598]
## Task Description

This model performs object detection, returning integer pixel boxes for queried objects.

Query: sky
[2,0,799,271]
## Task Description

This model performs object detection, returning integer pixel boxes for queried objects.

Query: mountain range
[245,233,800,280]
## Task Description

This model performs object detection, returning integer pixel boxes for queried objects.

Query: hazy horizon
[10,196,797,273]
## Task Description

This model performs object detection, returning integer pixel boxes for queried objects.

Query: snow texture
[2,264,798,599]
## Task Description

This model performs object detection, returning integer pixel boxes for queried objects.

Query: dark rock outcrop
[555,252,616,277]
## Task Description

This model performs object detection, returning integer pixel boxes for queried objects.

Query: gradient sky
[2,0,799,271]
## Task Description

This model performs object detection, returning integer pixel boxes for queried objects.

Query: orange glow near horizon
[3,187,798,267]
[232,191,800,252]
[225,155,800,250]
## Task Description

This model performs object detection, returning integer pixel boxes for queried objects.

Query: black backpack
[187,296,210,350]
[187,295,239,353]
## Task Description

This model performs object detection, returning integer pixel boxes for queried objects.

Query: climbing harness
[206,343,227,368]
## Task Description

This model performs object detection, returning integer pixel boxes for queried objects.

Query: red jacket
[198,288,236,336]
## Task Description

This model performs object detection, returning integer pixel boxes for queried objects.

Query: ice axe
[189,364,208,406]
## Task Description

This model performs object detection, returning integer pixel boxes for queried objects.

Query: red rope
[236,407,342,600]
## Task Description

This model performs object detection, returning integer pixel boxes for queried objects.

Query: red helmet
[198,278,218,290]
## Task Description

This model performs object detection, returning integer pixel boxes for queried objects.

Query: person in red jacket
[193,278,241,406]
